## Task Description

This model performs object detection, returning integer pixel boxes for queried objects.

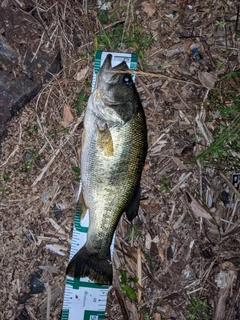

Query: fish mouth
[102,54,129,72]
[98,54,129,86]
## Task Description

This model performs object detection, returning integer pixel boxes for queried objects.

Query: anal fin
[126,184,141,221]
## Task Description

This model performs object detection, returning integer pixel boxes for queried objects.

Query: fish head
[94,54,139,120]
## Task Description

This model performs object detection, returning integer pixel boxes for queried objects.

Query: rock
[0,1,62,146]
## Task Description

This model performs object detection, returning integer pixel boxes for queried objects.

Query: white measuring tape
[61,51,138,320]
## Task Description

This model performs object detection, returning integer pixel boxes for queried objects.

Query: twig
[25,305,38,320]
[225,199,240,232]
[0,222,4,253]
[168,202,176,224]
[0,122,22,168]
[36,115,54,151]
[108,69,202,86]
[197,160,203,232]
[195,112,213,146]
[172,85,191,110]
[137,246,142,304]
[120,0,131,49]
[137,77,158,116]
[235,5,240,33]
[31,31,45,62]
[214,45,240,51]
[114,287,129,320]
[130,225,134,247]
[187,287,206,295]
[44,282,51,320]
[149,132,167,151]
[171,172,192,192]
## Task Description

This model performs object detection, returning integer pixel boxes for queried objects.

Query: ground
[0,0,240,319]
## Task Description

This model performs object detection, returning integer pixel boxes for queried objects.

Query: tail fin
[66,245,112,285]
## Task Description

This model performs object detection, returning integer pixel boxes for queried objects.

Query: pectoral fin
[97,128,114,156]
[126,184,141,221]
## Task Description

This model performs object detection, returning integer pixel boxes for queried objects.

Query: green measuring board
[61,52,138,320]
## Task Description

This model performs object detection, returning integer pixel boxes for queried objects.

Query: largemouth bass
[66,54,148,285]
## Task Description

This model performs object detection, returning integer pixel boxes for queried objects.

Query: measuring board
[61,51,138,320]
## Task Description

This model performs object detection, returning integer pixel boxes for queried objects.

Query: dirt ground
[1,0,240,319]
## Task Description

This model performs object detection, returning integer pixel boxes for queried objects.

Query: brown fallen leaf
[221,261,236,271]
[140,202,150,211]
[198,71,218,90]
[229,76,238,89]
[74,66,89,81]
[186,191,212,220]
[145,232,152,250]
[60,104,74,127]
[157,234,168,263]
[142,0,156,17]
[184,39,193,54]
[154,313,161,320]
[143,163,150,172]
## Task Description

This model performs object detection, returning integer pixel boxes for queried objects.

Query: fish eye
[123,75,132,85]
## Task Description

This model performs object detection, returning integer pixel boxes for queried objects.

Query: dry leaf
[60,103,74,127]
[157,235,168,263]
[142,0,156,17]
[221,261,236,271]
[184,39,193,54]
[140,202,150,211]
[74,66,89,81]
[229,77,237,88]
[152,235,159,243]
[198,71,218,89]
[172,156,187,170]
[145,232,152,250]
[186,191,212,220]
[1,0,9,8]
[143,163,150,172]
[154,313,162,320]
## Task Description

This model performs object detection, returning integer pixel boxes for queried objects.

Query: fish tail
[66,245,112,285]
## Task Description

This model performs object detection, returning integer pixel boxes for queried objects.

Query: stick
[0,122,22,167]
[170,172,192,192]
[137,246,142,304]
